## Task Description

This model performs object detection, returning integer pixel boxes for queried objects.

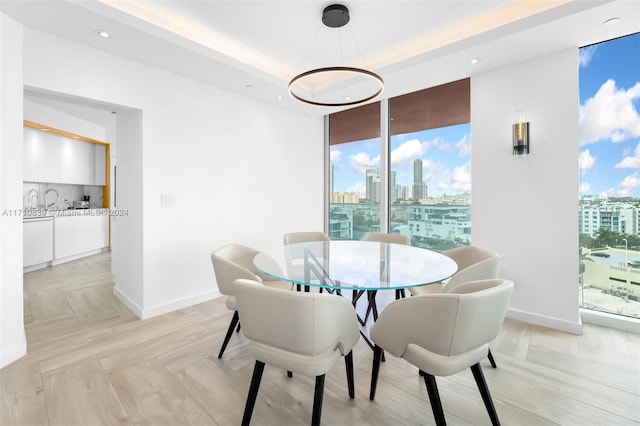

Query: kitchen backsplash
[23,182,104,210]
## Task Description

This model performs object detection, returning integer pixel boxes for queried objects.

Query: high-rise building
[412,159,426,200]
[579,200,638,237]
[390,171,397,203]
[366,167,380,203]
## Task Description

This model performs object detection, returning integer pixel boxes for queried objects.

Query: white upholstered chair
[283,231,330,292]
[409,245,503,367]
[234,278,360,426]
[361,232,410,246]
[210,244,291,358]
[369,279,514,426]
[409,245,503,296]
[360,232,411,320]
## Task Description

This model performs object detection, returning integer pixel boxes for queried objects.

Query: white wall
[472,48,581,333]
[0,13,27,368]
[20,28,324,319]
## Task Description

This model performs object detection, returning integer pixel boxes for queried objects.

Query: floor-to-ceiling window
[389,79,471,249]
[328,79,470,249]
[578,33,640,319]
[328,102,381,240]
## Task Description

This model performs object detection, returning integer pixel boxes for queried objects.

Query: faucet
[27,189,39,209]
[45,188,59,211]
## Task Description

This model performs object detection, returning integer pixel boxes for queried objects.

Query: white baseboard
[52,248,108,266]
[23,261,51,273]
[580,309,640,333]
[0,335,26,369]
[139,290,220,320]
[506,307,583,334]
[113,287,143,318]
[113,287,221,320]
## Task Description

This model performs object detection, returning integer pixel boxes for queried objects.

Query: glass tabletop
[254,240,457,291]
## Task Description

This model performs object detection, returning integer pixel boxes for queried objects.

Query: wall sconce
[512,110,530,157]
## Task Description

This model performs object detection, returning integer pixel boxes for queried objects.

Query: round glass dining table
[254,240,458,351]
[254,240,457,292]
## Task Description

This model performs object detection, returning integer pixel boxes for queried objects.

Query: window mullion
[379,99,390,234]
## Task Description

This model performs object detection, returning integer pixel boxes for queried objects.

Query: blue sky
[579,32,640,198]
[331,124,471,197]
[331,32,640,200]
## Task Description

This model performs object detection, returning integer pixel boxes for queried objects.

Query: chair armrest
[370,294,460,357]
[314,294,360,355]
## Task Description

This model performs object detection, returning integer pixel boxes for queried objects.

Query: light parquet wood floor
[2,252,639,425]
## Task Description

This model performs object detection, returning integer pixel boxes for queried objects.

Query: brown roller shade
[390,78,470,136]
[328,78,469,145]
[329,102,380,145]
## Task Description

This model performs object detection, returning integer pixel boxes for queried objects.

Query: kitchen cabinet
[77,140,95,185]
[54,215,76,259]
[23,128,39,182]
[94,144,106,186]
[23,127,106,186]
[59,137,95,185]
[38,132,62,183]
[23,217,54,267]
[54,211,108,261]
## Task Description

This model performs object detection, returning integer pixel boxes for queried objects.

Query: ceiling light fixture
[96,30,111,39]
[288,4,384,107]
[469,57,481,64]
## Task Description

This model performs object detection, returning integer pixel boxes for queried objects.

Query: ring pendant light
[288,4,384,107]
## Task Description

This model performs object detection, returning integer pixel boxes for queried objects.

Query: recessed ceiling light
[96,30,111,39]
[245,84,254,89]
[276,95,283,100]
[469,57,481,64]
[603,17,620,26]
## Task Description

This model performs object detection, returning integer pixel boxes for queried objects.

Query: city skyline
[330,122,471,198]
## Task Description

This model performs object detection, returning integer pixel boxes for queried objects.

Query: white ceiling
[2,0,639,116]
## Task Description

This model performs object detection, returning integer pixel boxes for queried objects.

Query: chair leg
[218,311,240,359]
[236,322,241,333]
[422,371,446,426]
[471,363,500,426]
[287,371,293,378]
[241,360,265,426]
[487,348,497,368]
[369,345,383,400]
[312,374,325,426]
[344,350,355,399]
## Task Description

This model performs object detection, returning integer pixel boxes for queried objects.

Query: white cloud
[330,149,341,167]
[349,152,379,174]
[603,172,640,197]
[455,134,471,157]
[617,172,640,196]
[579,182,591,193]
[390,139,428,168]
[421,159,446,185]
[579,45,597,68]
[579,149,596,171]
[436,161,471,192]
[346,182,366,196]
[579,79,640,145]
[430,137,452,152]
[614,142,640,169]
